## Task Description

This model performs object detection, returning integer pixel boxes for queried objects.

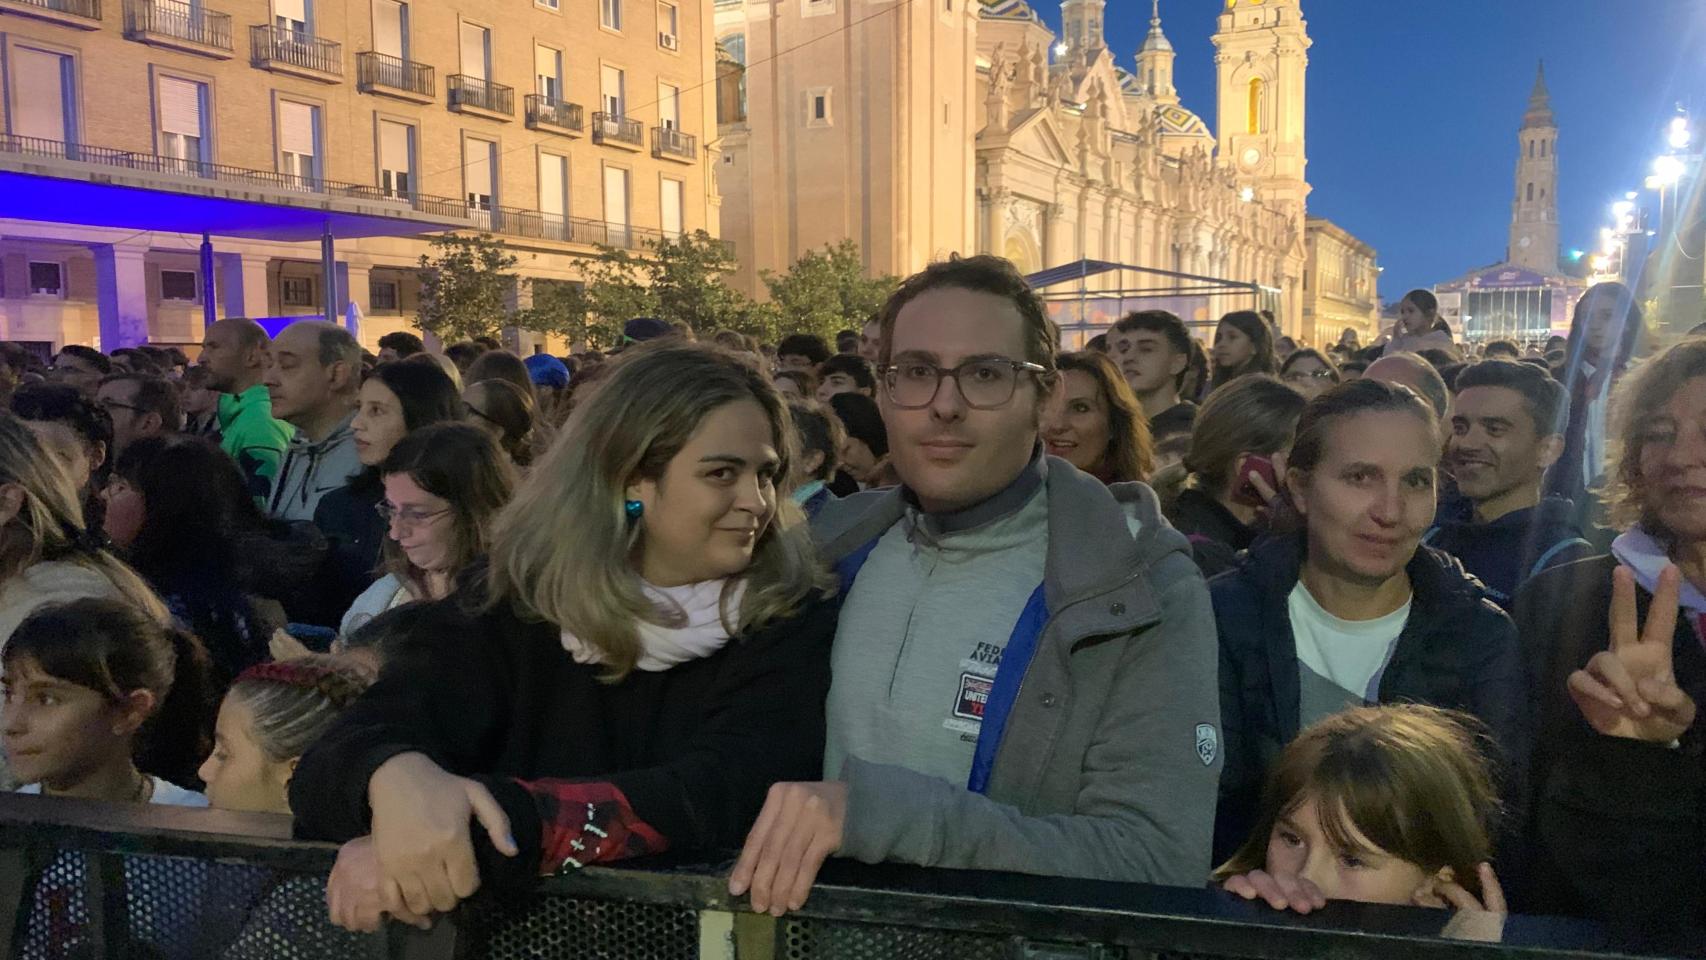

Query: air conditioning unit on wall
[659,32,678,51]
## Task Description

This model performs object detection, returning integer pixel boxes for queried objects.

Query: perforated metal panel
[781,917,1013,960]
[460,892,699,960]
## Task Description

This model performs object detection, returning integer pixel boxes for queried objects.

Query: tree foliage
[414,234,518,343]
[762,240,897,341]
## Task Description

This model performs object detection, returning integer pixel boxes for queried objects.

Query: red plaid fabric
[516,780,669,875]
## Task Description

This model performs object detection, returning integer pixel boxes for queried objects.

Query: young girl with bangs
[1216,704,1505,915]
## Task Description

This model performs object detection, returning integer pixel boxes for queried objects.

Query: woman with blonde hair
[0,412,168,647]
[293,341,837,932]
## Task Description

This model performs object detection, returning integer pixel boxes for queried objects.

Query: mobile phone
[1232,454,1278,508]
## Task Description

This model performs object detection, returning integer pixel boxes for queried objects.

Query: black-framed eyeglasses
[1283,369,1337,383]
[880,358,1047,410]
[374,502,452,531]
[97,399,149,415]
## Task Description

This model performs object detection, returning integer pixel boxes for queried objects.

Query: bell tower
[1509,62,1560,273]
[1060,0,1106,60]
[1136,0,1178,105]
[1212,0,1310,215]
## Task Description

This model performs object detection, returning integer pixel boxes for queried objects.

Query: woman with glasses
[337,423,516,636]
[463,379,537,468]
[314,361,462,623]
[293,342,834,932]
[1279,349,1342,401]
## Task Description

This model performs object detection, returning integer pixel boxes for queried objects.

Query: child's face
[1265,794,1432,905]
[197,696,293,815]
[1,658,131,788]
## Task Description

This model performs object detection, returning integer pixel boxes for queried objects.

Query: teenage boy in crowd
[1427,360,1592,606]
[730,256,1221,915]
[1107,311,1198,444]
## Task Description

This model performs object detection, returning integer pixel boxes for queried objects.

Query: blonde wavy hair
[486,342,827,680]
[0,414,169,625]
[1604,337,1706,534]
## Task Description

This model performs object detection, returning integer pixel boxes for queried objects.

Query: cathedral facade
[716,0,1372,340]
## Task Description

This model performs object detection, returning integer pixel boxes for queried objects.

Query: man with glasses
[96,373,180,458]
[730,256,1221,913]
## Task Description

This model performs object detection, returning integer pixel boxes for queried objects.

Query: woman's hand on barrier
[1568,565,1698,743]
[1220,869,1327,914]
[326,835,430,933]
[368,752,519,918]
[728,780,847,916]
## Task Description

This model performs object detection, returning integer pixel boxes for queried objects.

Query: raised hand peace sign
[1567,564,1698,743]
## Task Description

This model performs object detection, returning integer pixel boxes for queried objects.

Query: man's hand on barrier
[326,835,431,933]
[728,780,847,916]
[368,752,519,918]
[1220,869,1327,914]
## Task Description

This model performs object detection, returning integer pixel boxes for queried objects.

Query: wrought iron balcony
[357,51,434,102]
[448,75,514,119]
[0,0,101,28]
[250,23,343,81]
[592,112,643,148]
[123,0,231,54]
[651,126,697,162]
[525,95,584,136]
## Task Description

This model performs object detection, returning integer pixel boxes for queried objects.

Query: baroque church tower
[1212,0,1310,217]
[1135,0,1178,105]
[1509,63,1560,273]
[1060,0,1107,60]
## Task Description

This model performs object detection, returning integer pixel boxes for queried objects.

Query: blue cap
[523,353,570,389]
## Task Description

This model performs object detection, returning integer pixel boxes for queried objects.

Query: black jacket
[1208,533,1531,862]
[1512,555,1706,926]
[311,475,386,625]
[1424,496,1593,608]
[290,588,838,886]
[1165,487,1256,578]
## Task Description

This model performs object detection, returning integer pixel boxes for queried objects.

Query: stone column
[215,252,271,319]
[92,243,149,349]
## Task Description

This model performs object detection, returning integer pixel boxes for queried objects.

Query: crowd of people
[0,259,1700,954]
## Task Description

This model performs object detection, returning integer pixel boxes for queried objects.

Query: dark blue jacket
[1208,533,1531,863]
[1423,496,1593,607]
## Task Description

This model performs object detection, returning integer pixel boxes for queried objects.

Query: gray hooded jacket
[811,457,1222,886]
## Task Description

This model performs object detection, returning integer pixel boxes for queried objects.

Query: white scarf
[560,578,746,672]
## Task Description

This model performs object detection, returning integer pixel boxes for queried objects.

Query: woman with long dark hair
[1383,289,1457,358]
[1042,351,1155,484]
[314,360,462,615]
[1209,311,1278,393]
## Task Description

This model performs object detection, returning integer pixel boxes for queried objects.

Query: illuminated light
[1591,255,1610,271]
[1239,186,1255,202]
[1568,249,1585,261]
[1053,42,1068,57]
[1626,191,1640,200]
[1612,200,1635,220]
[1670,116,1692,150]
[1652,154,1686,186]
[1600,227,1614,242]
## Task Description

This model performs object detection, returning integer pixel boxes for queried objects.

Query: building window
[536,45,564,101]
[1247,76,1264,135]
[275,0,312,34]
[1540,139,1548,158]
[603,165,630,245]
[464,137,497,212]
[602,65,626,117]
[805,87,831,127]
[160,270,198,302]
[370,281,400,312]
[1526,182,1534,202]
[661,177,684,237]
[378,119,415,199]
[601,0,622,31]
[28,262,64,298]
[460,22,492,80]
[278,100,321,183]
[539,152,568,225]
[10,47,76,145]
[536,0,559,8]
[281,277,314,306]
[658,82,680,130]
[374,0,409,59]
[158,76,210,168]
[659,1,678,47]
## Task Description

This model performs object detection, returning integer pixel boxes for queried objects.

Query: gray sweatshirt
[812,456,1223,887]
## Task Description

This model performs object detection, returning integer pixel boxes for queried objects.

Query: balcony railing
[357,51,434,99]
[0,796,1689,960]
[250,23,343,78]
[592,112,643,147]
[525,94,584,135]
[0,133,690,254]
[122,0,230,49]
[652,125,698,161]
[448,75,513,117]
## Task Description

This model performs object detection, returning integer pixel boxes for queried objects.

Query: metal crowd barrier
[0,793,1696,960]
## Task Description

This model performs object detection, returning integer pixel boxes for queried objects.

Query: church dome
[977,0,1042,23]
[1155,102,1212,140]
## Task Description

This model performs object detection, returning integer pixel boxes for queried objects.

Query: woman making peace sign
[1515,338,1706,928]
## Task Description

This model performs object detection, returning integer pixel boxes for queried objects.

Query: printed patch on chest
[954,672,993,722]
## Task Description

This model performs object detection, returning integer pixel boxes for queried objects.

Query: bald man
[202,318,292,499]
[1363,351,1449,418]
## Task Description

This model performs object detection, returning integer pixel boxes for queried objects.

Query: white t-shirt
[1287,582,1411,728]
[17,777,209,807]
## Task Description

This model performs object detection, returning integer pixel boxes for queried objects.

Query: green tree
[647,231,749,334]
[414,234,518,343]
[762,240,896,341]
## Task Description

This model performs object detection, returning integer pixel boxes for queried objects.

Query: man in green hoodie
[201,318,292,500]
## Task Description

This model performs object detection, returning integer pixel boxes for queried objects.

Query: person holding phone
[1208,378,1528,864]
[1165,375,1306,577]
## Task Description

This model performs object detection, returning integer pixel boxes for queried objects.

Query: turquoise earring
[624,499,644,520]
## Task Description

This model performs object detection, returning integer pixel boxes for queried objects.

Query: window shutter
[159,78,203,138]
[279,101,315,156]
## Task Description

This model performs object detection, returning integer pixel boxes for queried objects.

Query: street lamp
[1670,115,1692,150]
[1652,154,1686,187]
